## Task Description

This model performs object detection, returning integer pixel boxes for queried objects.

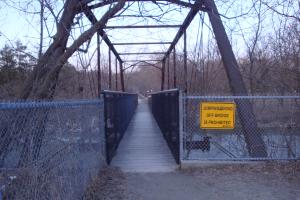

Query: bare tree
[20,0,126,100]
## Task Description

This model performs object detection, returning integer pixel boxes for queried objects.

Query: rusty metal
[173,47,177,88]
[109,49,112,89]
[184,30,187,93]
[115,57,118,90]
[161,60,165,91]
[105,25,181,29]
[83,0,207,11]
[113,42,172,45]
[119,52,166,55]
[167,55,170,89]
[123,61,162,71]
[97,33,101,97]
[119,61,125,91]
[124,59,162,62]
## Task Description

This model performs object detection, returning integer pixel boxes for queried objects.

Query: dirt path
[85,162,300,200]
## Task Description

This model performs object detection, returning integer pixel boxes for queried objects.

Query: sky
[0,0,297,71]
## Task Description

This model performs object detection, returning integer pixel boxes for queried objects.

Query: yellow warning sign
[200,102,235,129]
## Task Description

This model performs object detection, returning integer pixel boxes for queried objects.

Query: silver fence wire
[0,99,105,200]
[182,96,300,161]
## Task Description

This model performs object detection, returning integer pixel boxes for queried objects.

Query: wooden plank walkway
[111,99,177,172]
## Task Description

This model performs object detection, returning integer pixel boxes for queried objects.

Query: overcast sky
[0,0,296,70]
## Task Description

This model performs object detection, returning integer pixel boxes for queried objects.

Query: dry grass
[83,166,128,200]
[182,161,300,180]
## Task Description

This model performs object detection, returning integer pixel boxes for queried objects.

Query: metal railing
[183,96,300,161]
[0,99,105,199]
[102,90,138,164]
[150,89,181,164]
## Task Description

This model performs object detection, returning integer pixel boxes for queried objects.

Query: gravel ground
[85,162,300,200]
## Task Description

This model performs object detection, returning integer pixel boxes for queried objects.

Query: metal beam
[123,62,140,71]
[108,49,112,89]
[173,47,177,88]
[124,59,162,62]
[115,57,118,90]
[112,42,172,45]
[137,65,162,70]
[162,0,204,61]
[184,30,187,93]
[105,25,181,29]
[119,52,166,55]
[204,0,267,157]
[167,55,170,89]
[97,33,101,97]
[119,61,125,91]
[82,0,208,11]
[161,60,165,91]
[123,61,162,71]
[83,9,122,62]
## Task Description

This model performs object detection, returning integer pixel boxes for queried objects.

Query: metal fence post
[179,90,184,164]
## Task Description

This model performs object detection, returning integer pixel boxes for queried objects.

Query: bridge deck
[111,99,177,172]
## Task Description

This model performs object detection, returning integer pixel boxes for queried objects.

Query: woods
[0,0,298,100]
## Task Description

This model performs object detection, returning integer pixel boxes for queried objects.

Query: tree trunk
[0,0,126,167]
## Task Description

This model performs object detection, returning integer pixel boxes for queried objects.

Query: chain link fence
[0,99,105,199]
[182,96,300,161]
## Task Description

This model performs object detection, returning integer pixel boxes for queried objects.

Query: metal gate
[150,89,181,164]
[102,90,138,164]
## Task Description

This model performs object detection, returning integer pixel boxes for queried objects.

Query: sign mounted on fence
[200,102,236,129]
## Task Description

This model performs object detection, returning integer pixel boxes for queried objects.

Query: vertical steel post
[119,61,125,92]
[173,47,177,88]
[97,33,102,97]
[108,48,112,90]
[167,55,170,89]
[178,90,183,165]
[115,57,118,90]
[184,31,187,94]
[161,60,165,91]
[204,0,267,157]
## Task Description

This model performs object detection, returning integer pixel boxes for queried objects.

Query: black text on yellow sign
[200,102,236,129]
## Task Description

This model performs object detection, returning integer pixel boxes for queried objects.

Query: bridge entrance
[103,90,299,166]
[111,99,177,172]
[0,94,298,199]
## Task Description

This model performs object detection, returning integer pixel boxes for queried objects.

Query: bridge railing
[0,99,105,199]
[102,90,138,164]
[183,96,300,161]
[150,89,181,164]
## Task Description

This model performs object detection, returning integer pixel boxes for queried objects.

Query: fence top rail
[184,95,300,99]
[183,157,299,161]
[0,99,103,110]
[102,90,137,96]
[151,88,179,95]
